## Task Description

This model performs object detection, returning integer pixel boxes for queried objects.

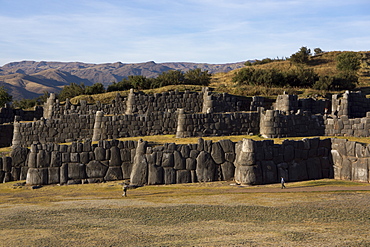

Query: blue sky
[0,0,369,65]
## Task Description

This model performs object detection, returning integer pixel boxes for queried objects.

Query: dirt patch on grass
[1,179,370,246]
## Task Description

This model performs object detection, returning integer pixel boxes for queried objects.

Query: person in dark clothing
[123,184,128,197]
[281,177,286,189]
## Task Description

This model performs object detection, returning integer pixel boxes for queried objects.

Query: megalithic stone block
[92,111,104,142]
[130,139,148,186]
[196,151,216,182]
[26,168,48,185]
[234,139,262,185]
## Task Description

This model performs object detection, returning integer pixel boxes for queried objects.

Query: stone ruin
[1,88,370,185]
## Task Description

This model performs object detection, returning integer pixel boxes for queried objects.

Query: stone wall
[25,140,137,185]
[25,137,333,186]
[234,138,333,185]
[4,137,370,186]
[332,91,370,118]
[45,95,127,119]
[275,94,330,114]
[43,89,265,120]
[128,90,203,114]
[14,110,259,148]
[211,93,252,112]
[45,90,204,119]
[325,114,370,137]
[299,98,331,115]
[0,146,29,183]
[15,114,95,147]
[0,137,337,185]
[0,105,43,124]
[331,138,370,183]
[92,111,178,141]
[260,110,325,138]
[5,90,370,149]
[176,111,260,138]
[0,124,14,148]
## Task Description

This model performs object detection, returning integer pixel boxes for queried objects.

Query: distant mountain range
[0,60,246,100]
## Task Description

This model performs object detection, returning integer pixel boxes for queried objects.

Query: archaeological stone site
[1,87,370,186]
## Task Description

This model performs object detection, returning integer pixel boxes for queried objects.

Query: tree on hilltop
[314,48,324,56]
[290,46,311,64]
[58,83,85,101]
[0,86,12,107]
[85,83,105,95]
[184,68,211,86]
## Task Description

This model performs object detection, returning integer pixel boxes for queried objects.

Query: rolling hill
[0,60,246,100]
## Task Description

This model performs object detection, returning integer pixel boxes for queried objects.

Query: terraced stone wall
[0,124,13,148]
[176,112,260,138]
[325,114,370,137]
[0,105,43,124]
[0,137,337,185]
[15,114,95,147]
[260,110,325,138]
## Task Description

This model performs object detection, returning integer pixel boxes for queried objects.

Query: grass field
[1,179,370,246]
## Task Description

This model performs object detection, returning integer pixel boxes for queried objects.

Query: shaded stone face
[196,151,216,182]
[11,147,29,168]
[86,160,108,178]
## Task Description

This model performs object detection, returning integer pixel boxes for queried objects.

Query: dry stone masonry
[3,137,368,186]
[1,88,370,185]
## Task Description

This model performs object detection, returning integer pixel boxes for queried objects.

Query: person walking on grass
[123,184,128,197]
[281,177,286,189]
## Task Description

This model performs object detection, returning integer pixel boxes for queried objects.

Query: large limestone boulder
[11,147,29,168]
[36,150,50,168]
[261,160,277,184]
[148,164,163,185]
[164,167,176,184]
[234,139,261,185]
[211,142,225,165]
[331,149,343,180]
[94,146,106,161]
[147,152,163,185]
[277,163,289,180]
[307,157,322,180]
[109,146,122,166]
[86,160,108,178]
[130,140,148,186]
[289,160,308,181]
[221,161,235,181]
[104,166,123,181]
[196,151,216,182]
[176,170,191,184]
[26,168,48,185]
[219,139,235,153]
[48,167,60,184]
[341,158,352,180]
[68,163,86,180]
[173,151,185,170]
[50,151,62,167]
[161,153,174,167]
[352,158,368,182]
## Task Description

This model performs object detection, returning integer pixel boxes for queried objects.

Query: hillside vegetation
[210,50,370,98]
[69,50,370,104]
